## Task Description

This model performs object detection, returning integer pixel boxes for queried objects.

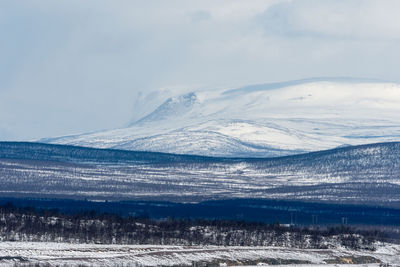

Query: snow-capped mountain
[42,78,400,157]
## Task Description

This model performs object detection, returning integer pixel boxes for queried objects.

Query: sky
[1,0,400,140]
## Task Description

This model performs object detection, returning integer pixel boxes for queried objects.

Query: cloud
[0,126,14,141]
[190,10,212,23]
[258,0,400,40]
[0,0,399,140]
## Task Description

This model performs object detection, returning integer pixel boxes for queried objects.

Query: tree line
[0,202,389,250]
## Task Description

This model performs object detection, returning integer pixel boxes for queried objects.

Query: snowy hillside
[42,78,400,157]
[1,141,400,206]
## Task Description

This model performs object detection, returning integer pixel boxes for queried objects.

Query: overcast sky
[1,0,400,140]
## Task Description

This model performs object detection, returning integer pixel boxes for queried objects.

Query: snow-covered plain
[42,78,400,157]
[0,242,398,266]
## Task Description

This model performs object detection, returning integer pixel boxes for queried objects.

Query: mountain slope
[42,78,400,157]
[1,141,400,206]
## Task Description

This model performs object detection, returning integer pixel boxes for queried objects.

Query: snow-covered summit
[42,78,400,157]
[132,92,199,125]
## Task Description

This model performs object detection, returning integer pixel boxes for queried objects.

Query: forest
[0,202,393,250]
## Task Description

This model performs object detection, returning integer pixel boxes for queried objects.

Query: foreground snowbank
[0,242,398,266]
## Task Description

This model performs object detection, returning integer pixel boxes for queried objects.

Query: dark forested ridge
[0,141,222,164]
[2,197,400,227]
[1,141,400,163]
[0,202,391,250]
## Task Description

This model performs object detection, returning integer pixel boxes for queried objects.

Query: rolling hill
[1,141,399,206]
